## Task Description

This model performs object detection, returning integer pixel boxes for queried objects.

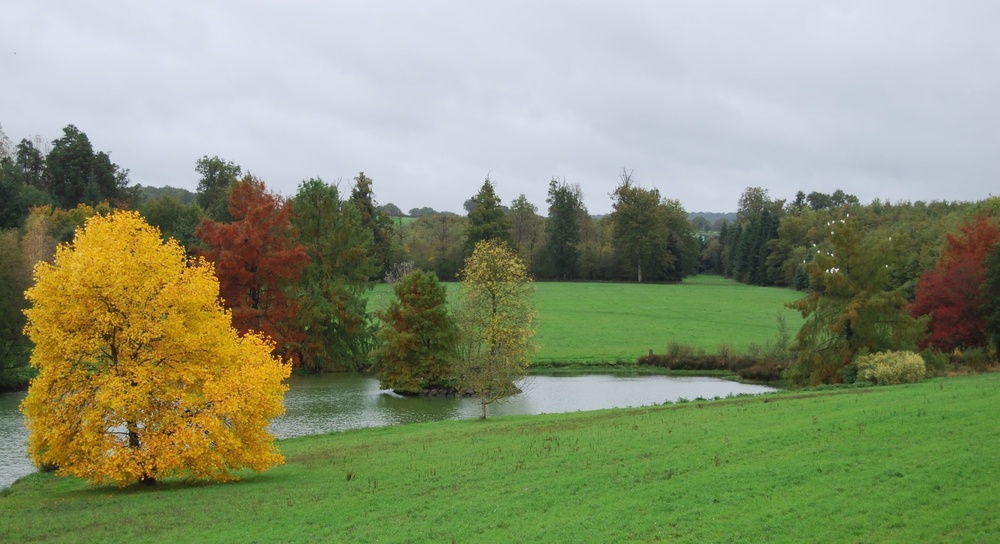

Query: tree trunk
[127,421,156,486]
[480,397,487,420]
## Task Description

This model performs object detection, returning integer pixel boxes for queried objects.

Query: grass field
[371,275,805,365]
[2,374,997,542]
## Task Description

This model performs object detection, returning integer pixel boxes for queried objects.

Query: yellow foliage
[20,211,290,486]
[456,240,536,417]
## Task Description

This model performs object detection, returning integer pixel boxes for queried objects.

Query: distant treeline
[3,122,999,389]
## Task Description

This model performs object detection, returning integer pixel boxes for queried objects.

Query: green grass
[372,276,804,365]
[3,374,997,542]
[531,277,802,363]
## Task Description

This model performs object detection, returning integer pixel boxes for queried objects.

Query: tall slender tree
[544,178,584,279]
[349,171,394,280]
[291,177,375,371]
[508,194,543,271]
[455,240,536,419]
[464,177,512,256]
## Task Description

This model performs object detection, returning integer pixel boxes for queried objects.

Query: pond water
[0,374,775,490]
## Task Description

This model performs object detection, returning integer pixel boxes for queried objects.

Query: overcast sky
[3,1,998,215]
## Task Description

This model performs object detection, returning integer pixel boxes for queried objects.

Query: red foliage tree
[911,215,1000,351]
[196,177,309,362]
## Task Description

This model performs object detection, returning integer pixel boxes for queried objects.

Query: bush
[638,344,788,382]
[959,347,990,371]
[854,351,926,385]
[919,349,950,376]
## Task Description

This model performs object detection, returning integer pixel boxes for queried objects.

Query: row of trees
[0,123,135,229]
[6,122,1000,391]
[401,171,699,283]
[20,206,536,486]
[710,186,1000,385]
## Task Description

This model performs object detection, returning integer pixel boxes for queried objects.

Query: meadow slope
[2,374,997,543]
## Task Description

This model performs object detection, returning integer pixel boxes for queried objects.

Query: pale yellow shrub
[855,351,926,385]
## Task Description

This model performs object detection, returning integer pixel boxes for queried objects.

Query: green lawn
[3,374,997,542]
[372,275,805,364]
[531,276,803,363]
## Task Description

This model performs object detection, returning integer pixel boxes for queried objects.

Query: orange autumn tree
[196,177,309,363]
[20,211,290,486]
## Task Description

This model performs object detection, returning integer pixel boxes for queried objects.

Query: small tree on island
[455,240,537,419]
[372,270,458,395]
[20,211,290,486]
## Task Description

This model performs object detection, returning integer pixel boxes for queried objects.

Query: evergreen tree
[292,178,376,371]
[544,178,584,279]
[45,125,95,208]
[786,216,926,385]
[464,177,512,256]
[373,270,458,394]
[349,171,394,280]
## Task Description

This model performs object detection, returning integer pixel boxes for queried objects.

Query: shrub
[854,351,926,385]
[919,349,950,376]
[959,347,990,371]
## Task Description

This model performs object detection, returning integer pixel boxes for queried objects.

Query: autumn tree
[786,216,926,385]
[196,177,309,363]
[20,211,290,486]
[349,171,395,280]
[455,240,536,419]
[195,155,242,221]
[372,270,458,394]
[911,215,999,351]
[291,178,375,371]
[464,177,512,256]
[543,178,584,279]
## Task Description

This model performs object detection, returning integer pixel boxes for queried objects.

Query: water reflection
[1,374,775,489]
[268,373,775,439]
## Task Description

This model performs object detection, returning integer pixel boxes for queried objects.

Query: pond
[0,374,776,490]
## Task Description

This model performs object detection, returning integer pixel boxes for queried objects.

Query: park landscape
[1,124,1000,542]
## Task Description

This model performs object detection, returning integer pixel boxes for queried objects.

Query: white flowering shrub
[855,351,926,385]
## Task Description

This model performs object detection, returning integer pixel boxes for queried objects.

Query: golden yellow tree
[456,239,537,419]
[20,210,290,486]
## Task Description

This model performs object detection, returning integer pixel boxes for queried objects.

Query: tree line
[708,186,1000,384]
[4,122,1000,390]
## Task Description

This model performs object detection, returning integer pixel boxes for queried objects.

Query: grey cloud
[3,1,998,215]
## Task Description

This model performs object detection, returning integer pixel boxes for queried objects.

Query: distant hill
[688,211,736,225]
[137,185,197,205]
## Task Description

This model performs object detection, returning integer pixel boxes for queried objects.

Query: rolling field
[372,275,805,364]
[530,276,803,363]
[3,374,997,542]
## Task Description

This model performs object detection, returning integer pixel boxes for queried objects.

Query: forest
[2,123,999,389]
